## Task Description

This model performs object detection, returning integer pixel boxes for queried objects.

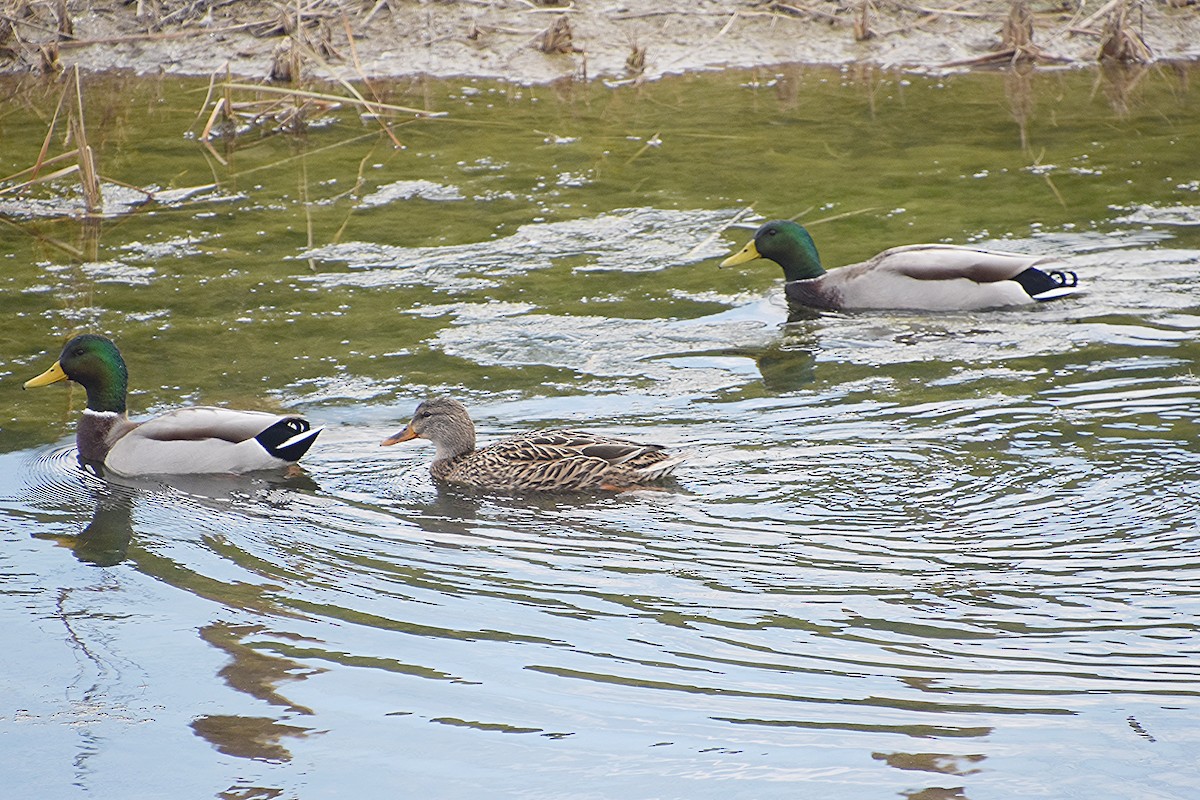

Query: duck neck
[776,229,826,282]
[83,368,129,414]
[432,426,476,464]
[77,409,126,465]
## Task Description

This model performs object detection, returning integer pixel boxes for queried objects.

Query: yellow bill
[719,240,761,268]
[24,360,68,389]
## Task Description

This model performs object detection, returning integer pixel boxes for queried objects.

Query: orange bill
[380,424,419,446]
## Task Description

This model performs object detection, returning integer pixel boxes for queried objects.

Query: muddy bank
[2,1,1199,84]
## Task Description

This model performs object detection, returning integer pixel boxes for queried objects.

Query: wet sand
[2,0,1198,83]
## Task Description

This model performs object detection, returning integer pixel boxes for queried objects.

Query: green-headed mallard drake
[24,334,321,477]
[381,397,683,492]
[721,219,1079,311]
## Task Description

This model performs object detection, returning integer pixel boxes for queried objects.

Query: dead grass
[0,66,216,220]
[1099,0,1153,63]
[536,14,578,54]
[0,0,1194,83]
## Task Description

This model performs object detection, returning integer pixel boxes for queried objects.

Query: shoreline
[1,1,1198,85]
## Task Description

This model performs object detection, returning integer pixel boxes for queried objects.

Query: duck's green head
[720,220,825,281]
[25,334,129,413]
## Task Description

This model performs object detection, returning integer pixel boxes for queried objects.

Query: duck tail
[1015,266,1081,302]
[635,453,687,481]
[257,417,322,463]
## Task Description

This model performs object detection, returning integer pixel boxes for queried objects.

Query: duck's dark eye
[73,348,86,357]
[419,410,433,419]
[765,228,777,237]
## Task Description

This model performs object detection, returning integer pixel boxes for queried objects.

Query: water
[1,64,1199,799]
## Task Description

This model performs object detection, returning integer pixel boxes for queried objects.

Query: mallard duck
[381,397,683,492]
[24,334,321,476]
[720,219,1079,311]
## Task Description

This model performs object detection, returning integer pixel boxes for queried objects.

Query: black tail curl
[256,417,320,462]
[1049,270,1079,287]
[1013,266,1079,298]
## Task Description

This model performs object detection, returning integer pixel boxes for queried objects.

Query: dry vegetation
[0,0,1194,85]
[0,1,1192,228]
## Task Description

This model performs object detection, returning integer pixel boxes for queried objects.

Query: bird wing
[131,407,286,442]
[870,245,1065,283]
[447,430,672,491]
[511,430,665,464]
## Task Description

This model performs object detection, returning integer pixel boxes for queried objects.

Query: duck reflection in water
[40,461,321,567]
[191,621,320,768]
[72,476,136,567]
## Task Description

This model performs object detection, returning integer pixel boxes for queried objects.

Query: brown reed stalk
[1099,0,1152,63]
[854,0,875,41]
[69,67,101,214]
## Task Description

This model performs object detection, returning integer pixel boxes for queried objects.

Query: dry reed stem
[1041,172,1066,207]
[199,137,229,166]
[222,63,234,122]
[660,10,739,71]
[898,3,1005,19]
[625,40,646,77]
[1099,0,1152,63]
[270,37,301,82]
[1075,0,1126,32]
[854,0,875,42]
[217,129,380,180]
[875,1,969,37]
[53,0,71,39]
[190,69,220,133]
[30,79,70,181]
[1001,1,1034,53]
[520,0,575,10]
[38,42,59,73]
[766,3,843,25]
[71,127,100,213]
[70,67,101,214]
[336,13,405,148]
[687,205,756,261]
[536,14,577,53]
[624,131,660,165]
[219,82,444,117]
[200,96,227,140]
[1029,148,1067,208]
[361,0,389,27]
[327,146,379,228]
[340,14,367,78]
[0,163,81,195]
[0,215,85,259]
[0,150,79,188]
[293,32,406,148]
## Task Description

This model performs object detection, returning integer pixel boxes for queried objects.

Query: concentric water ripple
[5,218,1200,797]
[5,63,1200,799]
[7,252,1200,798]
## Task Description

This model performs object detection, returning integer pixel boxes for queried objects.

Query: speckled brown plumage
[382,397,683,493]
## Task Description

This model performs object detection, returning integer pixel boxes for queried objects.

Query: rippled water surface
[2,65,1199,799]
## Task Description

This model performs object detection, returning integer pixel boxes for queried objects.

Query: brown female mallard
[381,397,683,492]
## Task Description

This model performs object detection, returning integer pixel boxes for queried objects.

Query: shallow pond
[2,63,1199,799]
